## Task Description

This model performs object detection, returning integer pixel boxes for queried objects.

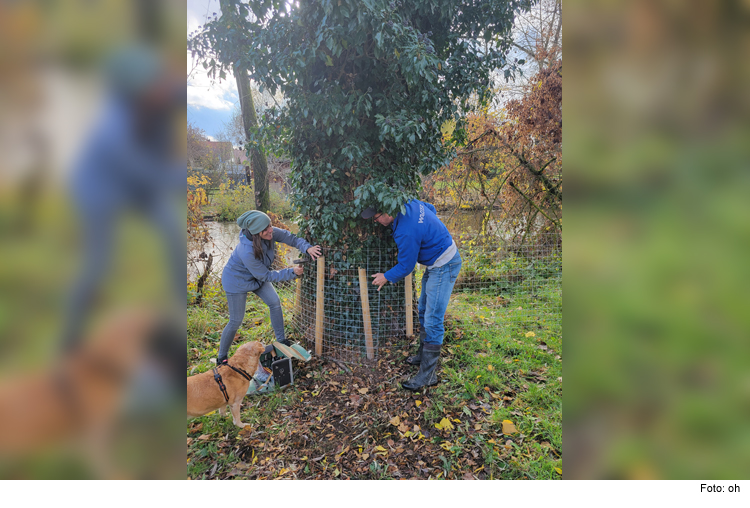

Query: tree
[512,0,561,72]
[187,122,227,194]
[431,51,561,251]
[236,66,271,212]
[218,84,280,150]
[190,0,530,249]
[190,0,272,212]
[494,0,561,103]
[425,107,514,233]
[501,55,562,249]
[187,122,209,170]
[189,0,530,351]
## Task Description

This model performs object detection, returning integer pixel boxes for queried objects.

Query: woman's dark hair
[242,227,270,260]
[252,233,265,260]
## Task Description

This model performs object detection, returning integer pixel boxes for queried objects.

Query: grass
[186,253,562,480]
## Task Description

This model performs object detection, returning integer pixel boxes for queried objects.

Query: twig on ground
[351,429,369,442]
[329,358,352,374]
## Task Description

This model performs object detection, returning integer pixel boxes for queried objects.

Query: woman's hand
[307,245,322,260]
[293,265,304,277]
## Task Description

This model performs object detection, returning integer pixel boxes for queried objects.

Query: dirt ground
[188,332,528,480]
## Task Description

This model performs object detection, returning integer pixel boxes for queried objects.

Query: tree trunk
[235,67,270,212]
[244,164,252,186]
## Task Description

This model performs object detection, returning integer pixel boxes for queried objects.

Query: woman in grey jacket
[217,210,321,364]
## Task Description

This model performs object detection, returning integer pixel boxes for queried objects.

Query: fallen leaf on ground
[502,420,517,434]
[434,418,454,431]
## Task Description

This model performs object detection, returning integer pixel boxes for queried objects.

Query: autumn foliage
[429,54,562,251]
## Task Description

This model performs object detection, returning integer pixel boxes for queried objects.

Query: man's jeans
[218,282,285,360]
[418,251,462,346]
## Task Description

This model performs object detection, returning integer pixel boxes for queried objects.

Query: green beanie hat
[237,210,271,235]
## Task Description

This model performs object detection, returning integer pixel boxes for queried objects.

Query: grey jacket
[221,227,312,293]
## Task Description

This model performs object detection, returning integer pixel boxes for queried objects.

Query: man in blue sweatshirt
[362,199,462,391]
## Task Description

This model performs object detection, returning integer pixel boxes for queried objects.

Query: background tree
[512,0,561,69]
[218,85,280,149]
[501,55,562,249]
[429,50,561,250]
[236,67,271,212]
[188,121,228,195]
[495,0,561,104]
[190,0,272,212]
[218,89,292,193]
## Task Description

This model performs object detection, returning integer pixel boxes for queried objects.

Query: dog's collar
[220,363,253,382]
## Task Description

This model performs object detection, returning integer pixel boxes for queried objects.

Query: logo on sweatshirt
[418,203,425,224]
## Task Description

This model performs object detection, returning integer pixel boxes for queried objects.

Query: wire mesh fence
[274,234,562,364]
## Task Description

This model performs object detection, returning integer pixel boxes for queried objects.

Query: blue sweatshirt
[384,200,454,283]
[222,227,312,293]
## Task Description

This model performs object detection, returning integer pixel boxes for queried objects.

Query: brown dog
[187,341,265,428]
[0,308,184,479]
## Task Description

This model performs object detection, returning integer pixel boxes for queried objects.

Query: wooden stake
[405,272,413,338]
[315,256,325,356]
[295,277,302,321]
[358,268,374,360]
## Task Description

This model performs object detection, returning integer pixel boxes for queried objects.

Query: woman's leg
[417,267,430,332]
[218,292,248,361]
[253,282,287,343]
[422,254,462,346]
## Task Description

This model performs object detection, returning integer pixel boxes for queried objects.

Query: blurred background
[565,1,750,478]
[0,0,185,479]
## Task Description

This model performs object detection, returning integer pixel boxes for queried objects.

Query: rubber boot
[406,329,427,365]
[402,344,441,391]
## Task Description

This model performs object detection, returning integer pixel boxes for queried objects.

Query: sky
[187,0,237,140]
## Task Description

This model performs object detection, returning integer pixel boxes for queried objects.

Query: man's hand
[307,245,322,260]
[293,265,304,276]
[371,273,388,291]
